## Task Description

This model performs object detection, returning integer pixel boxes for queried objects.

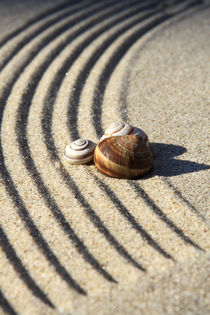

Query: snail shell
[94,135,153,179]
[64,139,96,164]
[100,122,149,145]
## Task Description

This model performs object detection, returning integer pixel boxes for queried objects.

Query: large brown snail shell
[94,135,153,179]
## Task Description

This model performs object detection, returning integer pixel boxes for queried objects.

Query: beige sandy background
[0,0,209,314]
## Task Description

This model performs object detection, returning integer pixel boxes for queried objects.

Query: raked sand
[0,0,209,314]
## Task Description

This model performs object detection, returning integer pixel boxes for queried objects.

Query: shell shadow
[145,143,210,178]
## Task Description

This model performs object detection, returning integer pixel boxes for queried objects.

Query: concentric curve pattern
[0,0,209,314]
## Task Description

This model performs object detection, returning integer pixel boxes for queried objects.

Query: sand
[0,0,209,314]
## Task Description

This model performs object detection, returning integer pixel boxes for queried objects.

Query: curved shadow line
[129,182,203,250]
[13,2,126,284]
[0,0,118,107]
[42,1,164,271]
[15,0,152,278]
[0,0,119,295]
[92,15,169,137]
[0,162,86,295]
[64,5,175,259]
[68,1,162,140]
[43,0,161,155]
[0,289,18,315]
[91,172,173,259]
[0,0,101,71]
[0,3,201,302]
[163,178,207,223]
[0,0,85,47]
[55,166,145,272]
[118,3,208,223]
[13,0,143,285]
[0,226,55,308]
[92,0,202,137]
[16,109,116,283]
[120,3,208,123]
[65,3,187,259]
[41,0,150,157]
[90,0,204,252]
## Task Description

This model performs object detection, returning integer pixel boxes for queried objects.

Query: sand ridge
[0,0,209,314]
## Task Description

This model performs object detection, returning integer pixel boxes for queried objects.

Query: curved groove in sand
[163,178,207,222]
[0,0,114,296]
[0,0,118,86]
[88,0,204,250]
[129,182,203,250]
[91,0,202,137]
[41,0,172,258]
[0,289,18,315]
[14,0,152,281]
[64,1,203,253]
[0,2,206,308]
[40,1,164,270]
[0,0,86,48]
[0,0,94,72]
[68,2,162,140]
[0,226,54,308]
[13,0,146,284]
[42,2,174,259]
[118,4,208,225]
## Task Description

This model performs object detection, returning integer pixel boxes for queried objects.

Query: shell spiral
[94,135,153,179]
[64,139,96,164]
[100,122,149,145]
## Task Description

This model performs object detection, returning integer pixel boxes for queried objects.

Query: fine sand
[0,0,209,314]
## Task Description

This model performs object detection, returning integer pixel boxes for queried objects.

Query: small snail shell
[94,135,152,179]
[64,139,96,164]
[100,122,149,145]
